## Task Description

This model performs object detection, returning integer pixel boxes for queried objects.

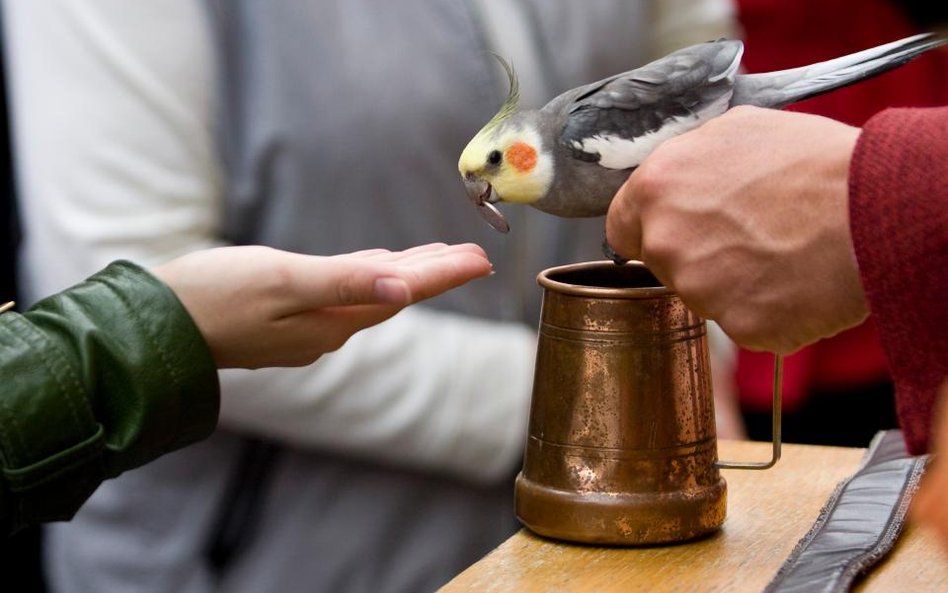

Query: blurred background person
[1,1,737,592]
[730,0,948,448]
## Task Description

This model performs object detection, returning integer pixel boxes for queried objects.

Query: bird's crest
[481,54,520,133]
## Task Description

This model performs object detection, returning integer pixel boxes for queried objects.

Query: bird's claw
[601,238,629,265]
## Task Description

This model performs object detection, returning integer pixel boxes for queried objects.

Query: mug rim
[537,260,674,298]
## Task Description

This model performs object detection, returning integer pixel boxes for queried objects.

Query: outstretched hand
[152,243,493,368]
[605,106,869,354]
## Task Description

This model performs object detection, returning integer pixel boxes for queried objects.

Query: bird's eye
[487,150,503,166]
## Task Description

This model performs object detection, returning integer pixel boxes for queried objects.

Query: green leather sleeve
[0,261,220,533]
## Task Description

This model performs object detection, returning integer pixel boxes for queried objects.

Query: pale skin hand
[151,243,493,369]
[910,379,948,552]
[605,106,869,354]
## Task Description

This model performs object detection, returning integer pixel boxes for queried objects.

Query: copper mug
[515,261,781,545]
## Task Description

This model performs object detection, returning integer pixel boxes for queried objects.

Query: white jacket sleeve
[221,309,535,482]
[4,0,224,292]
[3,0,535,483]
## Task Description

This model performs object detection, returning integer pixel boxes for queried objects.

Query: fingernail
[374,277,411,304]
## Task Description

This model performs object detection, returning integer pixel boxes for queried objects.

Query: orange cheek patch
[506,142,538,173]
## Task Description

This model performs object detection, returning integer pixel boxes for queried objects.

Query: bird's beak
[462,176,510,233]
[463,177,494,206]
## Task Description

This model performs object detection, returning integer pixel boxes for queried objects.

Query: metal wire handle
[715,353,783,470]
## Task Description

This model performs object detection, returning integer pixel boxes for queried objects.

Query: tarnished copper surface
[516,261,726,545]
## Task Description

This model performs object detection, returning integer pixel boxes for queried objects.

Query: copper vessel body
[515,261,726,545]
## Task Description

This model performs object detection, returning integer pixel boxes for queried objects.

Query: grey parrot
[458,33,946,233]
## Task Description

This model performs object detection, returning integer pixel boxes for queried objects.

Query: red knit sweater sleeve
[849,106,948,455]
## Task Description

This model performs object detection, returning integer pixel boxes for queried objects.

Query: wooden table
[440,439,948,592]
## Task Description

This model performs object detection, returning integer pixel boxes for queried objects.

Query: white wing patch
[571,116,697,169]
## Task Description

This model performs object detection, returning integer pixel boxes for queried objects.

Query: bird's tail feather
[732,33,947,109]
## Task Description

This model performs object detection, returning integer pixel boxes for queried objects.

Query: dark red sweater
[849,107,948,454]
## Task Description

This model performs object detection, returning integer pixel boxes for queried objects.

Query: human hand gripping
[151,243,493,368]
[605,106,869,354]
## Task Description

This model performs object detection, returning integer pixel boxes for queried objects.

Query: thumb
[284,245,492,310]
[289,257,414,309]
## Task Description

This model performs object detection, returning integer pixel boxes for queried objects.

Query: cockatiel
[458,33,946,233]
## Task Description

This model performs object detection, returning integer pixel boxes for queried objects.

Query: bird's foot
[601,238,629,265]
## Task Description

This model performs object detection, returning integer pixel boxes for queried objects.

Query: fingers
[280,243,491,311]
[335,247,393,259]
[285,259,407,308]
[395,248,492,302]
[377,244,491,303]
[343,242,486,264]
[331,243,443,262]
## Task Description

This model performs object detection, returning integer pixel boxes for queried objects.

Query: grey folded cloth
[763,430,928,593]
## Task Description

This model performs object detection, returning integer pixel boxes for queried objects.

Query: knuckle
[632,160,671,205]
[334,279,360,306]
[640,221,678,265]
[261,259,297,297]
[333,267,376,306]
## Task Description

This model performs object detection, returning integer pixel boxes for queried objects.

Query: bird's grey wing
[559,39,743,170]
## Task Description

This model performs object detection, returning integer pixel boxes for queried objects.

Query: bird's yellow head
[458,57,553,214]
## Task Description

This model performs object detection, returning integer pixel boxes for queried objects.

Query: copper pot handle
[715,353,783,470]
